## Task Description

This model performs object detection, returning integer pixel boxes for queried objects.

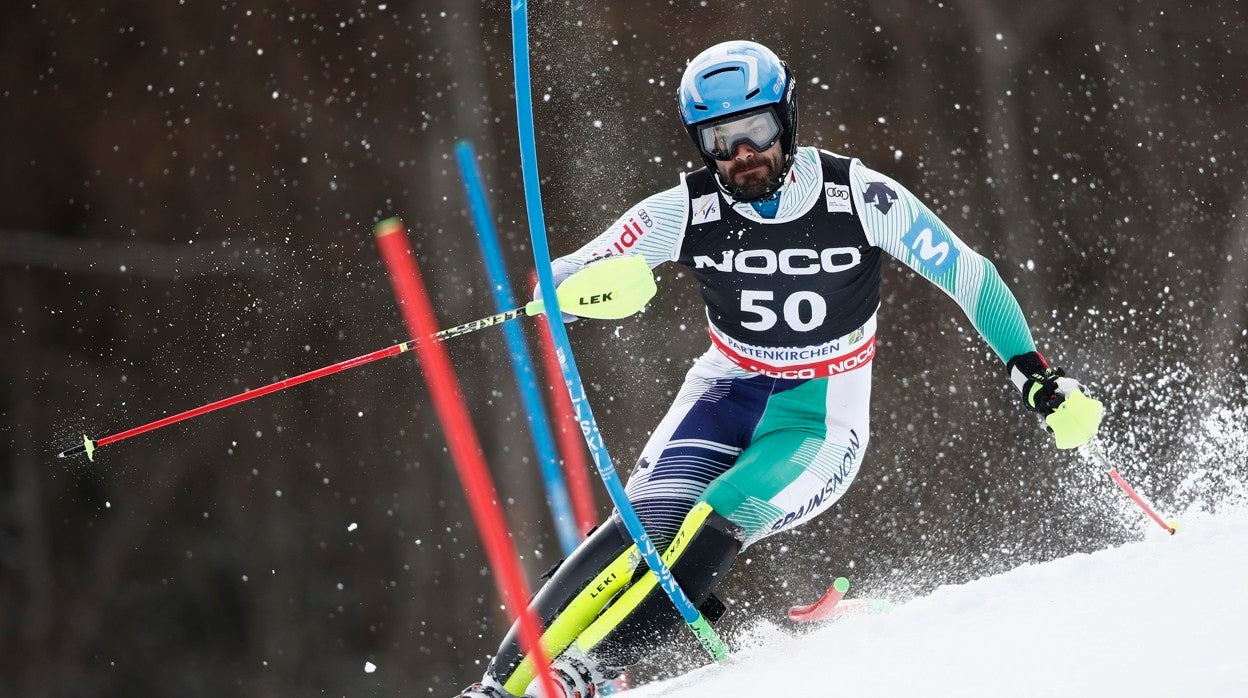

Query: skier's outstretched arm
[849,159,1102,448]
[545,185,688,285]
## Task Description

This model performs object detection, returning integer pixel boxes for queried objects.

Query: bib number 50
[740,290,827,332]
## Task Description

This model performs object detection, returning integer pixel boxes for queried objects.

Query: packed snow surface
[626,510,1247,697]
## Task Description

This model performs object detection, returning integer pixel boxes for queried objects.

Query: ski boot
[524,647,618,698]
[454,675,515,698]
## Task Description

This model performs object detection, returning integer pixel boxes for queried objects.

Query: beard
[722,149,784,200]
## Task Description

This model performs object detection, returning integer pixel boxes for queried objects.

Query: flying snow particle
[348,522,358,532]
[364,662,377,673]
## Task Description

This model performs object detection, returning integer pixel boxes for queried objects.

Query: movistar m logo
[901,210,959,275]
[911,228,950,264]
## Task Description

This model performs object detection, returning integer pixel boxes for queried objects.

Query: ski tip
[788,577,853,623]
[865,598,895,614]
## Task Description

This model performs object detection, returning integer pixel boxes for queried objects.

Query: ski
[788,576,893,623]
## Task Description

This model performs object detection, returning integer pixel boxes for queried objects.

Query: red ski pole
[55,306,529,461]
[1081,439,1178,535]
[56,253,656,462]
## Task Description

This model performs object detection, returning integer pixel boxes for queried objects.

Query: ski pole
[56,254,658,461]
[55,306,531,461]
[1080,439,1177,535]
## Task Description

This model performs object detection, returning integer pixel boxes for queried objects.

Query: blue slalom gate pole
[508,0,727,661]
[454,140,581,557]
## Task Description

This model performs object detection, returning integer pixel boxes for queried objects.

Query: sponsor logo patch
[863,181,898,214]
[710,332,876,379]
[602,208,654,255]
[691,193,721,225]
[825,184,852,213]
[770,429,862,531]
[692,247,861,275]
[901,210,960,275]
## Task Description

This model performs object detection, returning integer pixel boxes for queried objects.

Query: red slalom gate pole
[530,271,598,535]
[374,218,559,697]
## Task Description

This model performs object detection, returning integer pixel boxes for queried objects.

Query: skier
[456,40,1103,697]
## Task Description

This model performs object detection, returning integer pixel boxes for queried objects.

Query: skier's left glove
[1007,351,1104,449]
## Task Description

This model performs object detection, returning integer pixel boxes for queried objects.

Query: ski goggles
[695,108,782,161]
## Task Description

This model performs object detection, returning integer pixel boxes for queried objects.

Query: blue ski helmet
[678,40,798,200]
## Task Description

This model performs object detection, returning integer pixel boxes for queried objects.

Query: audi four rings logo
[826,184,852,214]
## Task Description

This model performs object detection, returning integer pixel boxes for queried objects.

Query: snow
[627,510,1248,698]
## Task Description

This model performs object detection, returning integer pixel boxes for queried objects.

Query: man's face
[714,140,784,200]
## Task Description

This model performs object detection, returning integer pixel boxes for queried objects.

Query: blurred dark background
[2,1,1245,696]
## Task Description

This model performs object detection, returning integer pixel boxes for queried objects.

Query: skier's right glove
[533,262,581,324]
[531,254,657,323]
[1007,351,1104,449]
